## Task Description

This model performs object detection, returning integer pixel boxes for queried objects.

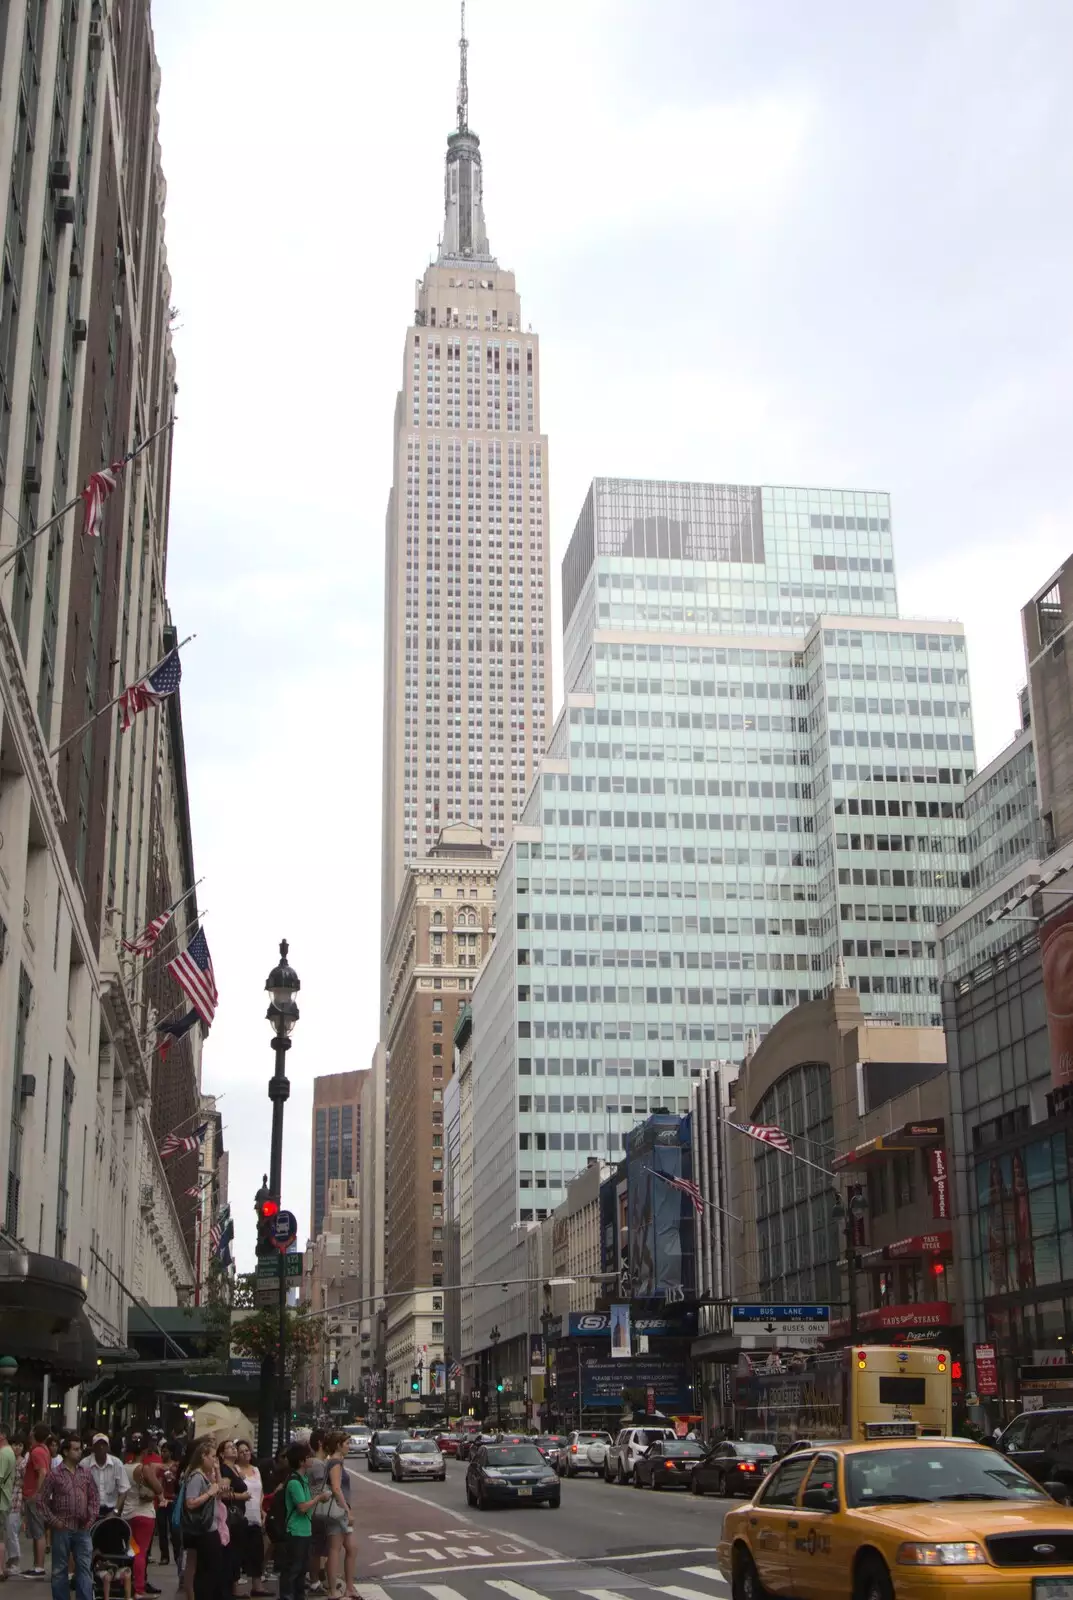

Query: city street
[350,1460,732,1600]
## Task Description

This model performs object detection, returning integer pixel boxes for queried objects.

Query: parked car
[604,1425,679,1484]
[367,1429,410,1471]
[346,1428,372,1457]
[690,1440,779,1497]
[465,1441,561,1509]
[558,1430,612,1478]
[534,1435,568,1470]
[778,1437,845,1458]
[436,1432,461,1458]
[456,1431,482,1462]
[995,1408,1073,1488]
[632,1439,708,1489]
[392,1438,446,1481]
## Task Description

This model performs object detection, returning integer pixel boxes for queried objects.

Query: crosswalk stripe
[579,1590,637,1600]
[354,1587,393,1600]
[682,1568,728,1585]
[658,1586,728,1600]
[488,1582,557,1600]
[416,1586,471,1600]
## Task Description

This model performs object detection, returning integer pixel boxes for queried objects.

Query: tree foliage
[229,1302,320,1378]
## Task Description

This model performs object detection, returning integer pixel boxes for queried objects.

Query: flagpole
[49,633,196,758]
[136,1002,195,1056]
[120,876,206,960]
[125,911,209,997]
[0,418,175,577]
[721,1119,835,1181]
[646,1165,745,1226]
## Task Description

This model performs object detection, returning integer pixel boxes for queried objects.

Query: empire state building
[380,10,552,951]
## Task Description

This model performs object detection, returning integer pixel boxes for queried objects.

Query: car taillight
[571,1444,578,1452]
[740,1462,757,1472]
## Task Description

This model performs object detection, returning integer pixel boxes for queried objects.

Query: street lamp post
[490,1325,501,1429]
[264,940,300,1451]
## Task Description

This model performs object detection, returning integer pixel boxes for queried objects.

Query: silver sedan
[391,1438,447,1481]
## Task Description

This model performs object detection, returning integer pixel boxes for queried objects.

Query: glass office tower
[471,479,976,1285]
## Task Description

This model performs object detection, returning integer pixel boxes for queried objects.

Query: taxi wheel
[855,1559,894,1600]
[732,1551,768,1600]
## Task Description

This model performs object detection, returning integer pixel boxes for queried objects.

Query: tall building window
[314,1108,327,1235]
[341,1104,353,1177]
[55,1062,74,1258]
[328,1105,340,1182]
[6,967,33,1236]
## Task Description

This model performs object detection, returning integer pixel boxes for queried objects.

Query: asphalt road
[349,1457,738,1600]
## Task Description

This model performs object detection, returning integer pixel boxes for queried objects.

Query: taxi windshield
[846,1447,1049,1508]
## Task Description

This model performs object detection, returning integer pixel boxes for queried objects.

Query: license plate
[516,1487,532,1496]
[1035,1581,1073,1600]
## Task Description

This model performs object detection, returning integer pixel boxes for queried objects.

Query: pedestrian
[233,1443,269,1597]
[21,1422,52,1578]
[38,1431,99,1600]
[276,1443,331,1600]
[82,1434,131,1517]
[126,1442,162,1599]
[6,1438,25,1575]
[259,1449,289,1581]
[305,1434,329,1595]
[0,1425,14,1585]
[179,1438,226,1600]
[322,1433,360,1600]
[216,1442,247,1598]
[153,1445,176,1573]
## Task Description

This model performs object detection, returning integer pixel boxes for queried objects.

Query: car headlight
[897,1543,988,1566]
[542,1476,558,1486]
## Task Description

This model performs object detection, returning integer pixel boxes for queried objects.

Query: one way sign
[732,1304,830,1338]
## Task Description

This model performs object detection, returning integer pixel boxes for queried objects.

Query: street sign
[731,1304,831,1338]
[272,1210,298,1252]
[254,1282,278,1308]
[257,1253,302,1281]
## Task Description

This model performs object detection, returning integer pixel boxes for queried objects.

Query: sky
[147,0,1073,1265]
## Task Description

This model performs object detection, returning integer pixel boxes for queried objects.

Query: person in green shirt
[279,1445,331,1600]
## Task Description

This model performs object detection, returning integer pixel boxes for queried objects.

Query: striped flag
[122,909,172,956]
[726,1119,793,1155]
[167,928,218,1028]
[119,649,181,733]
[650,1167,705,1215]
[81,460,124,538]
[449,1362,463,1381]
[184,1186,202,1198]
[159,1122,207,1159]
[156,1008,199,1061]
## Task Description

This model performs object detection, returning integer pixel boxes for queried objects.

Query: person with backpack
[270,1444,331,1600]
[176,1438,224,1600]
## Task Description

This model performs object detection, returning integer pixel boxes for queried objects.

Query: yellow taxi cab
[716,1436,1073,1600]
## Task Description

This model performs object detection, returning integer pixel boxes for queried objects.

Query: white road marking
[579,1589,637,1600]
[487,1581,559,1600]
[657,1585,728,1600]
[592,1550,719,1562]
[415,1587,470,1600]
[353,1587,393,1600]
[681,1568,728,1584]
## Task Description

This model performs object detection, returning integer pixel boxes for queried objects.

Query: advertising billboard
[626,1115,695,1301]
[1041,900,1073,1091]
[579,1353,690,1410]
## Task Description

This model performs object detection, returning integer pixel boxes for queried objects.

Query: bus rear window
[878,1376,927,1406]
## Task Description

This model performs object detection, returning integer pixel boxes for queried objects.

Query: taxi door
[743,1452,816,1595]
[786,1453,854,1600]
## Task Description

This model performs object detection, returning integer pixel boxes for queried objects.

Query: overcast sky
[148,0,1073,1263]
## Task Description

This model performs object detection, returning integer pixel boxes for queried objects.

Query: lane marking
[354,1588,393,1600]
[361,1557,576,1580]
[488,1581,561,1600]
[599,1551,720,1562]
[414,1587,470,1600]
[681,1569,728,1584]
[657,1586,728,1600]
[351,1475,559,1561]
[579,1590,637,1600]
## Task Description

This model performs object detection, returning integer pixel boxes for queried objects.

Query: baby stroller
[88,1514,135,1599]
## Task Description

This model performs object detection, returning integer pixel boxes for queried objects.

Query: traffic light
[496,1378,504,1393]
[331,1366,340,1387]
[410,1372,420,1394]
[952,1359,963,1383]
[256,1193,280,1257]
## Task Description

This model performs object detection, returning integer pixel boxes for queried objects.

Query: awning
[860,1230,953,1265]
[833,1119,945,1170]
[856,1301,954,1333]
[0,1247,95,1383]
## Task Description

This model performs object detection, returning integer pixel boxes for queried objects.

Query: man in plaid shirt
[39,1434,98,1600]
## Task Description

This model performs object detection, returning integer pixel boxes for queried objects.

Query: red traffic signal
[260,1197,280,1218]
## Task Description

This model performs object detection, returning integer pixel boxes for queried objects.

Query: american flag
[651,1167,705,1215]
[159,1122,207,1159]
[167,928,218,1028]
[81,460,125,538]
[449,1361,463,1380]
[184,1185,202,1198]
[156,1008,199,1061]
[119,650,182,733]
[726,1119,793,1155]
[122,909,172,956]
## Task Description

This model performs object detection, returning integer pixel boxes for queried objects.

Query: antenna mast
[457,0,469,134]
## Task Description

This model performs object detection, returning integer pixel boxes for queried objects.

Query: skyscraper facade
[309,1072,363,1240]
[469,476,976,1372]
[379,17,552,959]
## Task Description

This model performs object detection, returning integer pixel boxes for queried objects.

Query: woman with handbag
[322,1434,360,1600]
[233,1444,268,1598]
[216,1444,248,1598]
[179,1439,225,1600]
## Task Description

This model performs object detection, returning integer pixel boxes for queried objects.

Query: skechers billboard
[626,1114,696,1301]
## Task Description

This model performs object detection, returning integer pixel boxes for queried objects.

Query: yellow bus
[733,1345,952,1446]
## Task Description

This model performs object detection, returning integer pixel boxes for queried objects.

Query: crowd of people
[0,1422,364,1600]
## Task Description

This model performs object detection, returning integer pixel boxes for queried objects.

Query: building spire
[457,1,469,135]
